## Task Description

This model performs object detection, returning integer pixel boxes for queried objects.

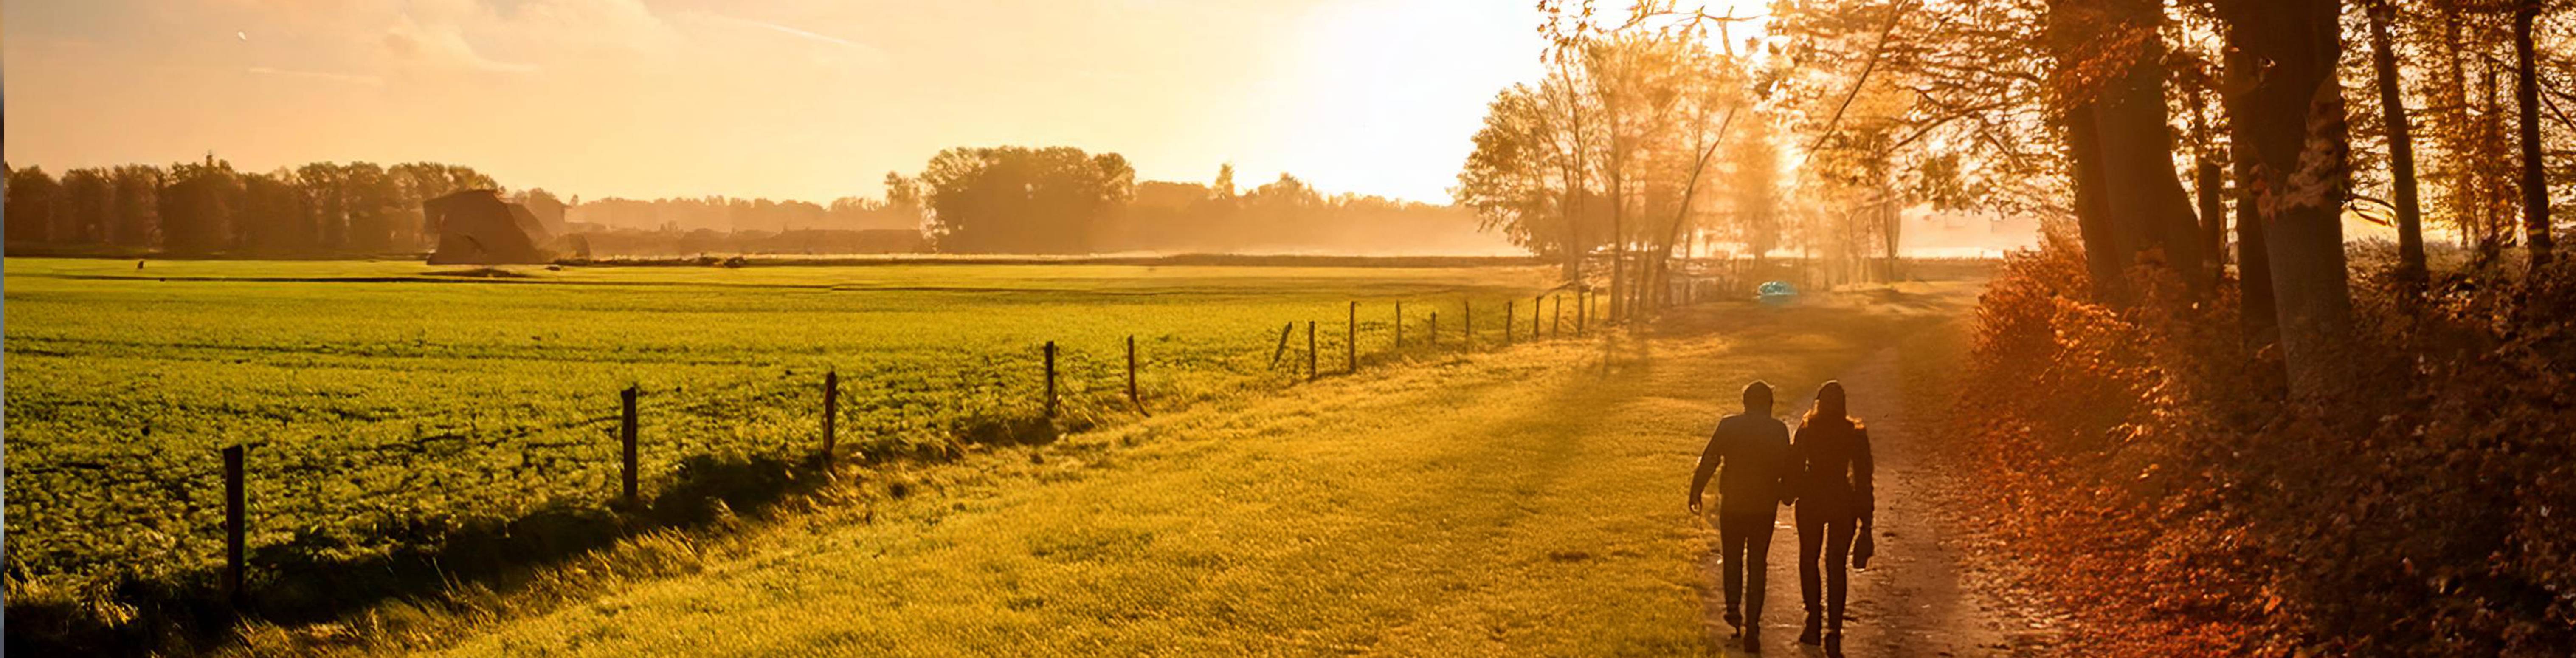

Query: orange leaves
[1954,241,2576,655]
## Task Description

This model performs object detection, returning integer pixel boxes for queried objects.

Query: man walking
[1688,381,1794,652]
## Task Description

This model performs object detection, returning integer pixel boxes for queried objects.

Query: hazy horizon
[3,0,1771,206]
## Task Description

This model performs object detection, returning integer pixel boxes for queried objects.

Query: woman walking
[1791,381,1873,657]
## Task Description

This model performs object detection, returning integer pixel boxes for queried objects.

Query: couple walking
[1687,381,1874,655]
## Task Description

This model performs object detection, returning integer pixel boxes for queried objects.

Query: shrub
[1952,237,2576,657]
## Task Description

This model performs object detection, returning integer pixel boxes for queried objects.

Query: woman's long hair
[1803,380,1861,429]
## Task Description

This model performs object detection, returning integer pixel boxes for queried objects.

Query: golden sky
[2,0,1768,204]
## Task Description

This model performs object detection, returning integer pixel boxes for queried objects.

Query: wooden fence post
[1346,302,1357,373]
[1044,341,1059,418]
[1306,321,1318,381]
[622,385,639,508]
[223,444,245,605]
[1552,294,1563,339]
[1463,299,1472,349]
[1394,302,1404,349]
[1505,300,1515,345]
[1270,322,1294,368]
[1429,312,1439,348]
[822,370,839,466]
[1126,335,1142,412]
[1577,289,1588,336]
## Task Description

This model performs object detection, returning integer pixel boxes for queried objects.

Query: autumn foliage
[1952,237,2576,656]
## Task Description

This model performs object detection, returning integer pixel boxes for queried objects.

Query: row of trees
[900,146,1134,254]
[1830,0,2576,652]
[1763,0,2574,395]
[896,148,1491,254]
[1104,165,1490,254]
[7,150,1491,258]
[1457,0,2574,397]
[0,158,937,257]
[1458,2,1898,322]
[4,158,498,256]
[565,182,922,234]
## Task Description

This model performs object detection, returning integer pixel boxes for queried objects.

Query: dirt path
[1697,345,2059,657]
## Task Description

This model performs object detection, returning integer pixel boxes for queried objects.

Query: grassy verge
[231,284,1976,657]
[4,258,1579,653]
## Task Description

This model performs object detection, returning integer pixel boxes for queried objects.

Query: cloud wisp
[682,12,890,65]
[732,17,865,49]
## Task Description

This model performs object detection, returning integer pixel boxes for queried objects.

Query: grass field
[249,281,1979,657]
[1,258,1587,634]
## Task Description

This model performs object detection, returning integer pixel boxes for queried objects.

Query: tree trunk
[2515,0,2553,268]
[1653,127,1727,318]
[2485,59,2513,259]
[2368,0,2430,277]
[2048,0,2211,300]
[2190,84,2230,266]
[2435,5,2482,257]
[1562,184,1585,282]
[2089,4,2214,293]
[1555,67,1589,284]
[2067,105,2128,301]
[1609,178,1627,324]
[1880,184,1902,282]
[2222,0,2354,400]
[2370,0,2427,288]
[2225,39,2281,345]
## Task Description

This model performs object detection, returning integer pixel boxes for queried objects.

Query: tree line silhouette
[3,157,498,257]
[897,147,1486,255]
[5,152,1489,258]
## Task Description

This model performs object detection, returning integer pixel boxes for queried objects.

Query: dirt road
[1697,343,2060,657]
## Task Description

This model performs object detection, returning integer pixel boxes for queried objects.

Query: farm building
[518,191,568,235]
[425,189,554,265]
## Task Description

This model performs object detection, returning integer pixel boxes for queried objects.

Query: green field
[254,279,1976,657]
[2,258,1588,611]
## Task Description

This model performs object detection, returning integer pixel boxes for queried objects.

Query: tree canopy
[912,146,1134,254]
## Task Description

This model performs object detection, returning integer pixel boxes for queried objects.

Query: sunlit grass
[284,283,1978,658]
[2,258,1566,594]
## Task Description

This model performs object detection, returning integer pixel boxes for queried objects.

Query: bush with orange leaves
[1951,234,2576,657]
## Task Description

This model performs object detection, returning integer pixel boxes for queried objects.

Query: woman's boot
[1798,611,1822,645]
[1824,632,1844,658]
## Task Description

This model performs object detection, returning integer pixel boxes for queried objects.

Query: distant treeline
[2,158,499,257]
[566,184,923,234]
[567,227,926,257]
[898,146,1499,255]
[1108,168,1495,255]
[4,148,1503,259]
[0,158,926,258]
